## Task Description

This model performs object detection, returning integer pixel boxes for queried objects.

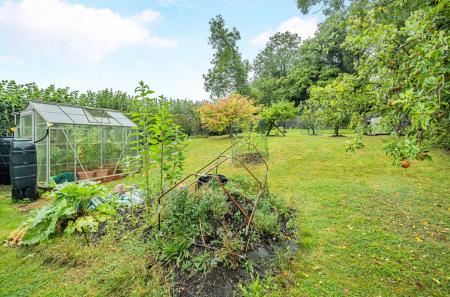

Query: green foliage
[299,100,320,135]
[170,98,205,136]
[251,11,354,107]
[203,15,250,98]
[297,0,346,14]
[251,32,302,105]
[131,81,186,202]
[260,100,298,123]
[238,275,277,297]
[151,176,288,271]
[253,193,285,236]
[204,188,230,219]
[150,234,191,266]
[253,32,301,80]
[298,0,449,161]
[2,132,449,296]
[78,143,101,170]
[309,74,354,135]
[19,182,114,245]
[0,80,134,136]
[253,210,280,236]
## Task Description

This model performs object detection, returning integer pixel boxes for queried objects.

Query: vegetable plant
[10,182,116,245]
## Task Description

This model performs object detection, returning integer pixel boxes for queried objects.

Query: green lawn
[1,129,449,296]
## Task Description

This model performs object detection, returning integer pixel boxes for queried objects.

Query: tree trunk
[334,125,339,136]
[266,121,274,136]
[312,127,315,135]
[228,122,233,138]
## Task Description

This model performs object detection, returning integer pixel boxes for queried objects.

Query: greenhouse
[14,101,139,188]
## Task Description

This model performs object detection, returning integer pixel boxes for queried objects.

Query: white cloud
[130,9,161,24]
[0,55,25,64]
[250,17,318,48]
[0,0,176,63]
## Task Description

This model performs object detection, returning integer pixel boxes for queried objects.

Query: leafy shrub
[149,234,190,266]
[253,209,280,236]
[238,275,278,297]
[162,191,212,237]
[151,176,293,272]
[201,188,230,219]
[10,182,115,245]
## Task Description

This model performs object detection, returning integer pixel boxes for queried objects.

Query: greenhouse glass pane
[76,126,102,172]
[115,117,136,127]
[106,111,136,127]
[40,111,74,124]
[32,102,61,113]
[67,114,91,125]
[29,102,136,127]
[60,106,85,115]
[35,113,48,140]
[49,126,75,182]
[20,114,32,139]
[36,141,47,185]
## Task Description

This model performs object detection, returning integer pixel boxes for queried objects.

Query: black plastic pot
[197,174,228,188]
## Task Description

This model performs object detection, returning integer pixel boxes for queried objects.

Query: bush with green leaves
[260,100,298,135]
[11,182,116,245]
[150,177,292,273]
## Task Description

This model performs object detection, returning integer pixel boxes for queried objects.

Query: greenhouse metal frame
[14,101,139,188]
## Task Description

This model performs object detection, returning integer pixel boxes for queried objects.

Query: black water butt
[10,139,38,201]
[0,137,13,185]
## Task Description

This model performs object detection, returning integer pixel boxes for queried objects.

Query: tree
[79,89,132,112]
[203,15,250,99]
[260,100,298,136]
[299,0,450,163]
[253,32,301,80]
[297,0,346,15]
[198,94,260,137]
[131,82,186,215]
[300,100,320,135]
[0,80,78,135]
[309,74,354,136]
[251,32,302,105]
[251,10,355,106]
[170,99,204,136]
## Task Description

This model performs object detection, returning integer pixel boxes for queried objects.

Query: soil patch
[174,265,250,297]
[234,152,265,165]
[13,198,50,212]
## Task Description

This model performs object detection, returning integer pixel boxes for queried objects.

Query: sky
[0,0,324,101]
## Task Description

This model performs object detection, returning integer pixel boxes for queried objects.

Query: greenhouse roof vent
[25,101,136,127]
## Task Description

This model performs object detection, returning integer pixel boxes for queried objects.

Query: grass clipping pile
[152,176,297,297]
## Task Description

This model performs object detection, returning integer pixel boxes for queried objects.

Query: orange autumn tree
[199,93,260,137]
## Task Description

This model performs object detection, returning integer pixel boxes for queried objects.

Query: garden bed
[234,152,266,165]
[92,178,297,296]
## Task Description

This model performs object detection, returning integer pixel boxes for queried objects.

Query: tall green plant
[131,81,186,209]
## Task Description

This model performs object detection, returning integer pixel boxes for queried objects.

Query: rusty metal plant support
[156,140,268,246]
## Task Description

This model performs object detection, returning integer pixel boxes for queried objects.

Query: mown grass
[0,129,449,296]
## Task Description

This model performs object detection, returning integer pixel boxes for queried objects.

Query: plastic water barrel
[0,137,13,185]
[9,139,38,201]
